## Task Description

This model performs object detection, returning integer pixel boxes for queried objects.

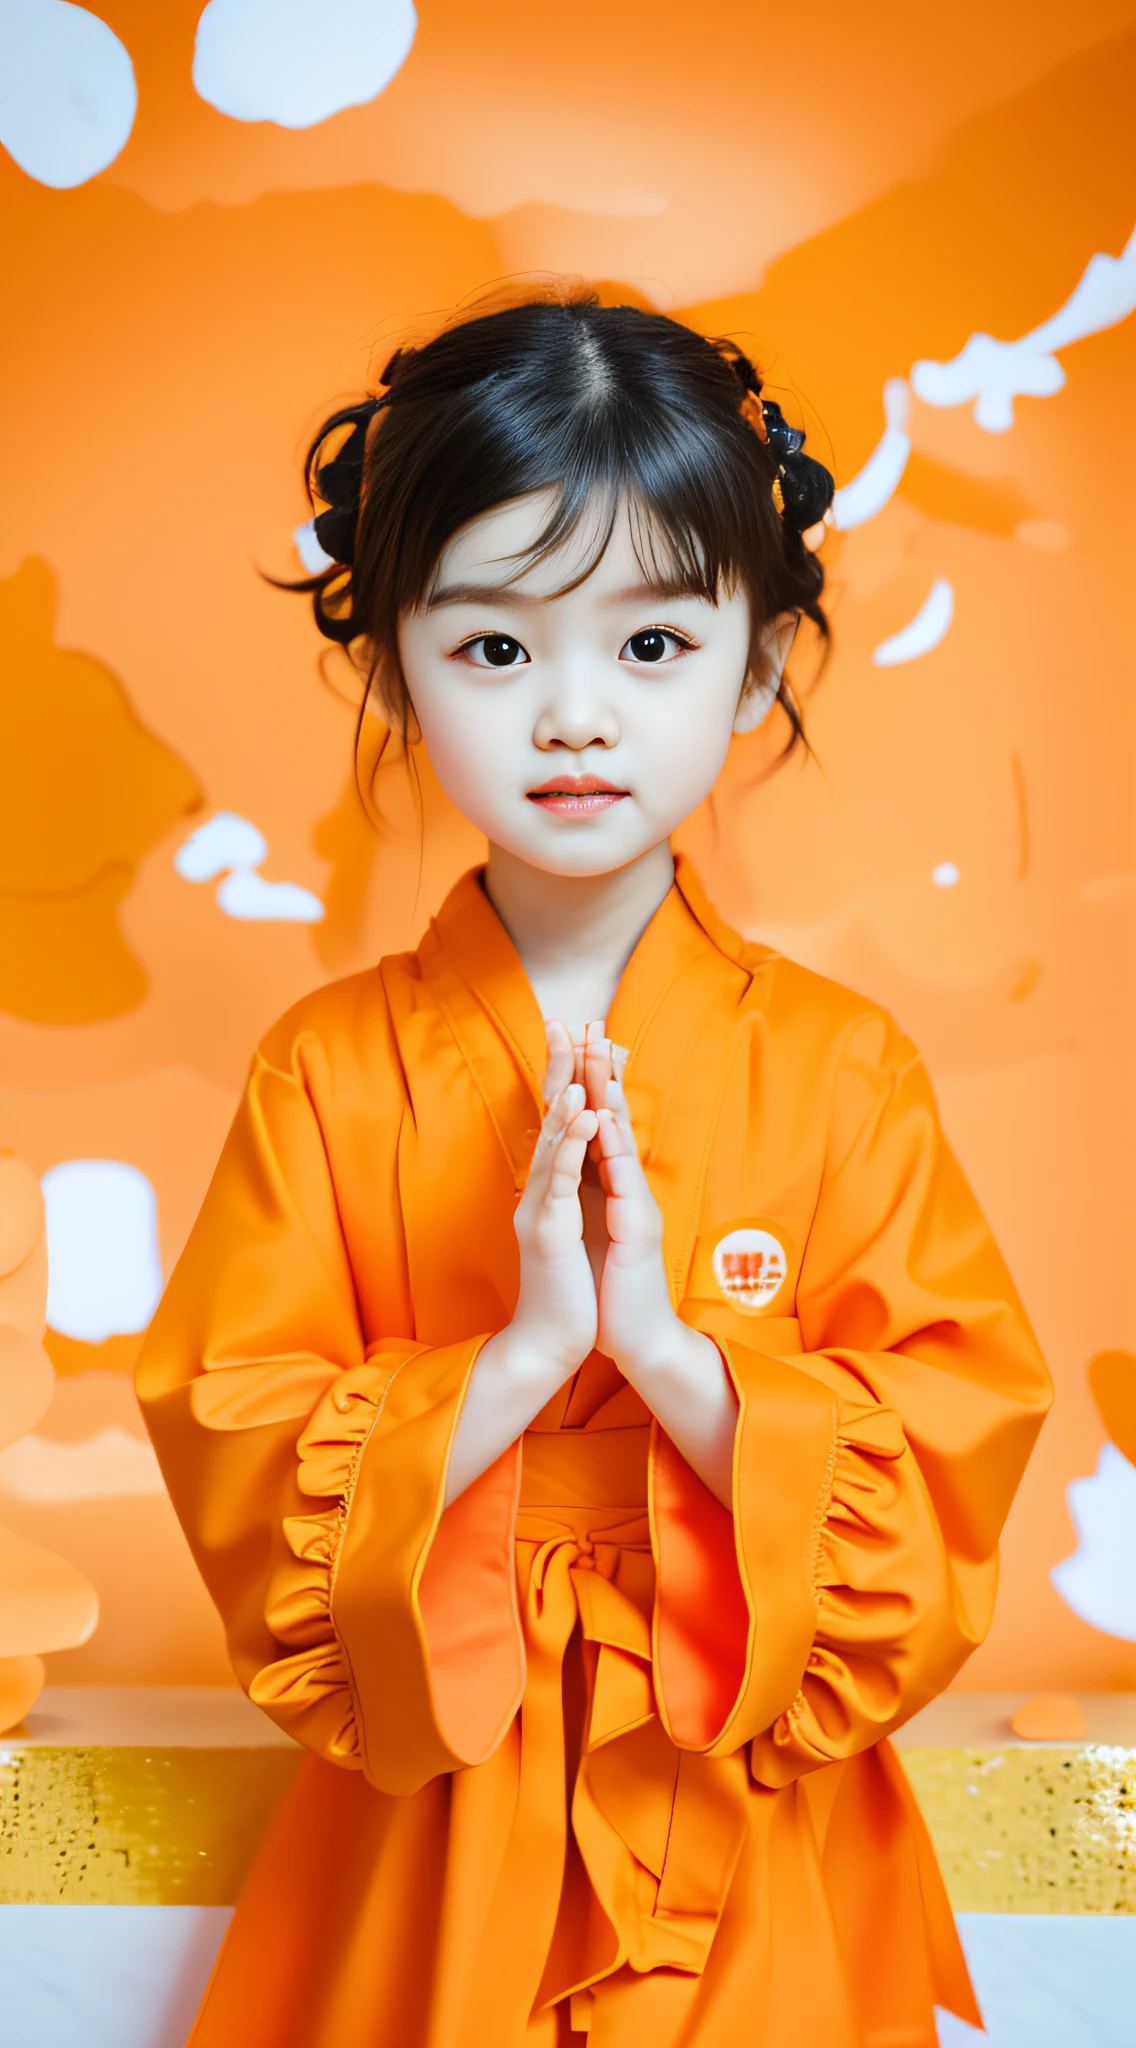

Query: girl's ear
[733,610,800,735]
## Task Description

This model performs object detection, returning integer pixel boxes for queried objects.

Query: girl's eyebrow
[425,577,708,611]
[425,580,544,610]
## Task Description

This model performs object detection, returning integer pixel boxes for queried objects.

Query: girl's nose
[533,695,620,753]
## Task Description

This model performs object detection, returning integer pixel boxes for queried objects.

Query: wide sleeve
[650,1010,1052,1783]
[136,1034,524,1794]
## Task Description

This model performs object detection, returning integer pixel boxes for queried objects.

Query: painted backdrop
[1,0,1135,1690]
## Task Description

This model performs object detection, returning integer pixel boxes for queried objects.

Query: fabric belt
[512,1488,750,2002]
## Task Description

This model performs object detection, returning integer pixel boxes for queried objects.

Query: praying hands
[444,1018,738,1508]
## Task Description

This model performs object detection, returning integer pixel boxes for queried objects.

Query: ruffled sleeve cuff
[750,1399,956,1789]
[253,1335,526,1795]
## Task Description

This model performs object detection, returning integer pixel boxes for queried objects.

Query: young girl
[137,289,1051,2048]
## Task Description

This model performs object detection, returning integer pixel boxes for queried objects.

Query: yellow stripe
[0,1746,300,1905]
[3,1736,1133,1909]
[900,1746,1136,1914]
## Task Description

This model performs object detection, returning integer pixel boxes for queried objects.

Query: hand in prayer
[511,1016,678,1386]
[446,1018,737,1508]
[576,1020,737,1504]
[573,1020,678,1379]
[507,1018,600,1378]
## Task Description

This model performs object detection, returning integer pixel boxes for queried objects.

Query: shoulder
[737,943,936,1158]
[741,942,918,1073]
[252,948,425,1091]
[680,863,916,1079]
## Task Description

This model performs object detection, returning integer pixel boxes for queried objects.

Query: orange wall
[1,0,1135,1688]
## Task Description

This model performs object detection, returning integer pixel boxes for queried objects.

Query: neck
[483,841,676,1033]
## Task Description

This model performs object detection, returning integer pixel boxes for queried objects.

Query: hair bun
[310,398,382,569]
[725,346,762,400]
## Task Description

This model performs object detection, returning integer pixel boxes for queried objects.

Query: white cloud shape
[175,810,267,881]
[217,868,325,922]
[832,378,911,530]
[193,0,417,130]
[0,1425,165,1501]
[818,222,1136,545]
[912,223,1136,432]
[41,1160,163,1343]
[872,579,954,667]
[0,0,136,190]
[1051,1442,1136,1641]
[175,811,324,923]
[912,334,1064,434]
[932,861,960,889]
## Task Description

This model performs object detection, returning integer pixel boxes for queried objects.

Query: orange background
[1,0,1135,1689]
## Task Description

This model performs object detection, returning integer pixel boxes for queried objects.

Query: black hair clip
[758,399,805,463]
[735,376,834,544]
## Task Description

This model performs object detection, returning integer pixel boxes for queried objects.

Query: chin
[518,829,661,879]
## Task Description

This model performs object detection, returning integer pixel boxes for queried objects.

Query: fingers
[597,1057,636,1148]
[543,1019,574,1106]
[547,1110,598,1200]
[583,1020,610,1111]
[595,1068,651,1216]
[598,1127,661,1250]
[547,1019,629,1105]
[582,1022,630,1110]
[547,1082,598,1151]
[596,1112,641,1197]
[547,1019,631,1136]
[525,1080,597,1210]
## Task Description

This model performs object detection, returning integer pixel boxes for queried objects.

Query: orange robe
[137,856,1051,2048]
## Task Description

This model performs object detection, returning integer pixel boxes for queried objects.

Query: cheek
[639,679,740,806]
[412,687,475,767]
[409,676,523,826]
[399,636,486,773]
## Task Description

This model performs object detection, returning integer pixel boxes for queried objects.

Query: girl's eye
[460,634,529,668]
[620,628,691,665]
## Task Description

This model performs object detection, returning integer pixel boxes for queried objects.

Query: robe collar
[425,854,748,1083]
[420,855,757,1306]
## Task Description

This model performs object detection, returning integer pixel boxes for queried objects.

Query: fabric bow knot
[516,1516,750,1994]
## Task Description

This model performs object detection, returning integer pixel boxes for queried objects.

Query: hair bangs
[435,406,740,611]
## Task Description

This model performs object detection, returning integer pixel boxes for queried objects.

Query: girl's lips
[526,775,629,816]
[528,791,627,815]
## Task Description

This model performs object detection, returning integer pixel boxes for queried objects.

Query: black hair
[289,285,834,757]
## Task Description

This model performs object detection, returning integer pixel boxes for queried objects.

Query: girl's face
[397,491,786,878]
